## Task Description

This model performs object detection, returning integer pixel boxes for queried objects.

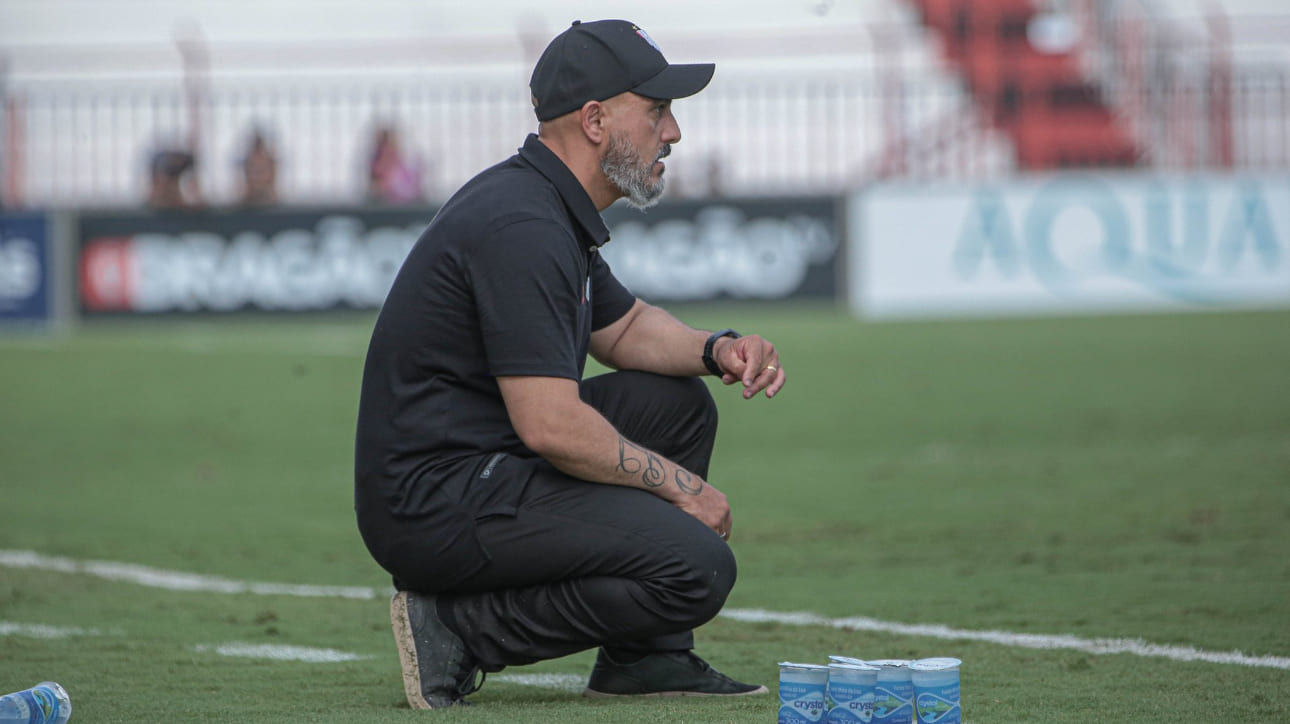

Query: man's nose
[662,111,682,145]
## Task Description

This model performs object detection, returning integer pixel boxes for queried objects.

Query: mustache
[655,145,671,161]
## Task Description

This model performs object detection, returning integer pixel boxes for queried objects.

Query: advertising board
[602,197,841,302]
[78,209,433,315]
[0,213,52,324]
[851,175,1290,319]
[77,197,842,316]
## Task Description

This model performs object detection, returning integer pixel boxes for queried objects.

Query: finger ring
[766,365,778,373]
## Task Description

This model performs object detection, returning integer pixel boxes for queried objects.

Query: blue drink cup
[909,658,962,724]
[0,681,71,724]
[867,659,915,724]
[828,655,868,666]
[778,662,831,724]
[826,662,879,723]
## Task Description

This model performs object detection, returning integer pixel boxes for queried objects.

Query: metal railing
[3,5,1286,209]
[1,69,1007,208]
[1073,0,1290,170]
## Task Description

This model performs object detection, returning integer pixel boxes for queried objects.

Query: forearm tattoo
[673,468,703,495]
[616,436,704,495]
[616,437,664,487]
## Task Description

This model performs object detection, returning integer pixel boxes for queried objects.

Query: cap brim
[633,63,715,101]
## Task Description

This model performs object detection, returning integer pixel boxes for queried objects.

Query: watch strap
[702,328,741,377]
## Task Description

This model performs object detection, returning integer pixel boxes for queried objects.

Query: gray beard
[601,133,665,210]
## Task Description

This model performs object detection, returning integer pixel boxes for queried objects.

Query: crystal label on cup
[909,658,962,724]
[779,662,830,724]
[867,660,914,724]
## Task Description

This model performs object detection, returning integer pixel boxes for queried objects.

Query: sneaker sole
[581,684,769,698]
[390,591,433,710]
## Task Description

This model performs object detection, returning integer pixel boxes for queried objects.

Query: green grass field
[2,304,1288,722]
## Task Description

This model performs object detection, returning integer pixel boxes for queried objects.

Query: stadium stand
[0,0,1284,207]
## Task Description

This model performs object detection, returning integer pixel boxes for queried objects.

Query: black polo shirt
[355,134,637,521]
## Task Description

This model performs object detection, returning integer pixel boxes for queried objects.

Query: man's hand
[714,334,786,399]
[674,480,734,541]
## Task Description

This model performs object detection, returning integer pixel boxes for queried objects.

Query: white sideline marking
[0,621,102,638]
[4,549,1287,670]
[195,642,372,663]
[0,550,377,600]
[721,609,1290,670]
[493,673,586,693]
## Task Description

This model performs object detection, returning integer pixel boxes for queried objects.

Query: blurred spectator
[238,127,280,206]
[706,155,727,198]
[146,147,203,209]
[671,154,728,199]
[366,125,425,204]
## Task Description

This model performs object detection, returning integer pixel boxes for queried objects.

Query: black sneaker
[389,591,485,709]
[583,649,769,698]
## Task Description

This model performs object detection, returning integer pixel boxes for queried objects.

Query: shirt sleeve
[589,250,637,330]
[465,218,585,380]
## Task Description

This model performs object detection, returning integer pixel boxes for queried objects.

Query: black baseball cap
[530,19,715,122]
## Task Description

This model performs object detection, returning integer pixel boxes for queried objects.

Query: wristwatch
[702,328,741,377]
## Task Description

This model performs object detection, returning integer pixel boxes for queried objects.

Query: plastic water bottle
[0,682,71,724]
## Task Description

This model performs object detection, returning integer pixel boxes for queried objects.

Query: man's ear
[580,100,606,145]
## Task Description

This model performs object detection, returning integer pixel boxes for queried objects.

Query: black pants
[403,371,735,670]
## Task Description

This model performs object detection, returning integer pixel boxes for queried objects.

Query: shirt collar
[518,134,611,249]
